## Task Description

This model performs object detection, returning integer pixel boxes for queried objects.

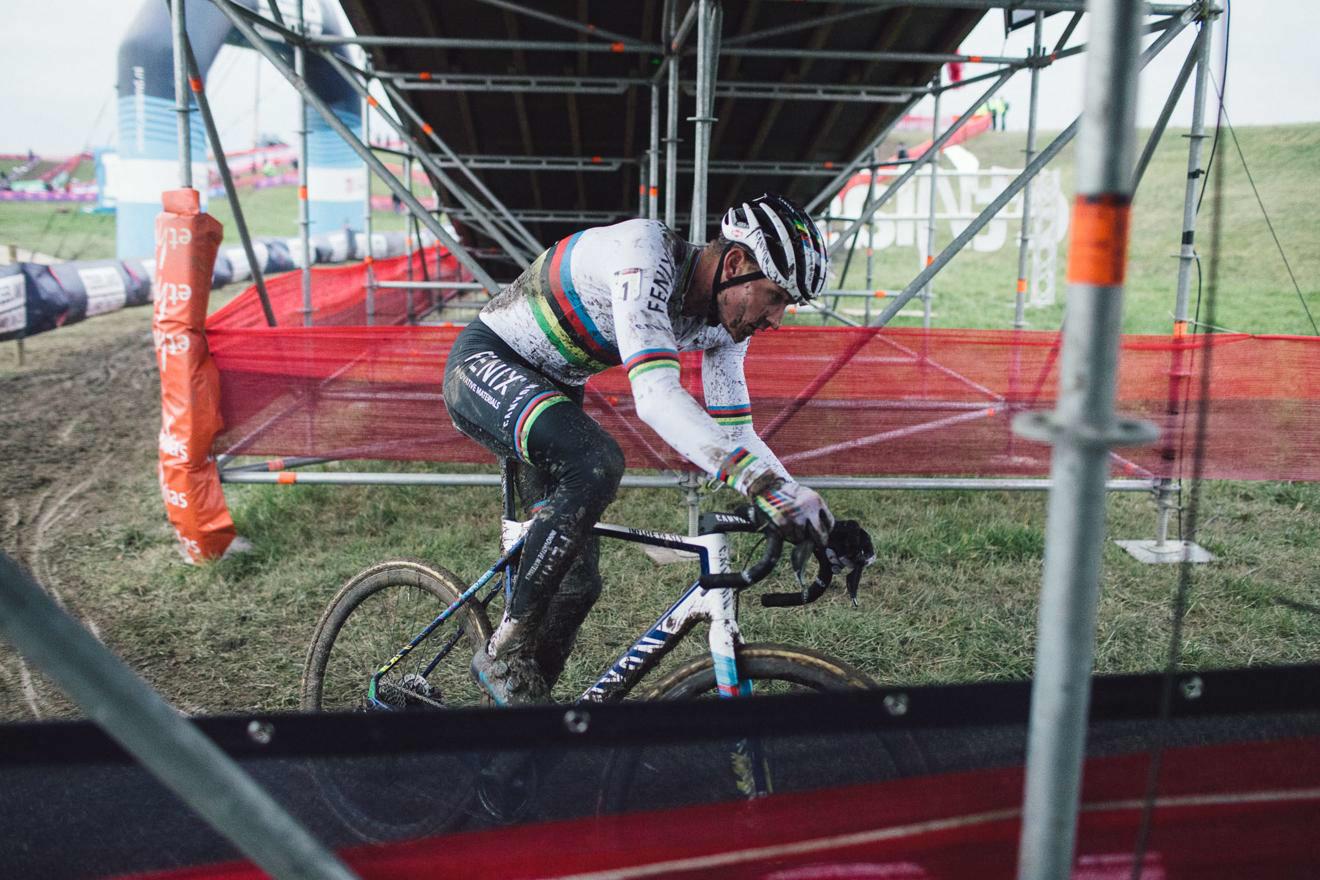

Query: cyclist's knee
[526,403,624,514]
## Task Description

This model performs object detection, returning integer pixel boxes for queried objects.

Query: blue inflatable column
[114,0,231,260]
[114,0,365,261]
[305,89,365,236]
[114,84,210,260]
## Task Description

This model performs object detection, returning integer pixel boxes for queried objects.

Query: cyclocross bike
[301,460,883,839]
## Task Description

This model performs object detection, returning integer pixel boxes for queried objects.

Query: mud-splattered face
[718,248,791,342]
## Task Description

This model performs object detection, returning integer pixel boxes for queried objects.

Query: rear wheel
[301,561,493,841]
[598,643,928,814]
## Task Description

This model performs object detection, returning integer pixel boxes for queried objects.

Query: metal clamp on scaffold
[1010,411,1159,449]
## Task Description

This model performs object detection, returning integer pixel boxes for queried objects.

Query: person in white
[443,193,839,704]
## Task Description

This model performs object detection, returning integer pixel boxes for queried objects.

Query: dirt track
[0,309,161,719]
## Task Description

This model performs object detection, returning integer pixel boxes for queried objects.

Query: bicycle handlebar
[697,531,785,591]
[696,527,836,607]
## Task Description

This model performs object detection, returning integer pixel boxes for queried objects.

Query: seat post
[500,458,519,520]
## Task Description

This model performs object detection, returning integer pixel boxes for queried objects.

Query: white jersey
[478,218,788,494]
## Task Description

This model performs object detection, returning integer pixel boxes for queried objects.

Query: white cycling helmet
[719,193,830,303]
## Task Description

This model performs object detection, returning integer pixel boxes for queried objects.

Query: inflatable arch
[115,0,364,259]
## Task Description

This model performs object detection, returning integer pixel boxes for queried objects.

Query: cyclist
[444,193,839,705]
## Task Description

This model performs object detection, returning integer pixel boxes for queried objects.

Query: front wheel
[640,643,877,698]
[300,561,493,842]
[598,643,928,814]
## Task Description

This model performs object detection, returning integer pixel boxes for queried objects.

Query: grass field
[0,124,1316,721]
[836,124,1320,335]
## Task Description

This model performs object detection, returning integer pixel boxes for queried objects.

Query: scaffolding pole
[649,81,661,219]
[1172,18,1214,346]
[1013,14,1045,330]
[1131,28,1201,192]
[826,69,1016,253]
[467,0,645,48]
[869,13,1192,329]
[690,0,721,243]
[184,37,275,327]
[217,468,1153,494]
[375,75,542,258]
[805,98,927,215]
[311,34,663,54]
[170,0,191,188]
[1011,0,1159,874]
[763,0,1192,12]
[721,46,1026,65]
[922,71,941,330]
[363,64,376,327]
[1121,13,1216,565]
[213,0,499,294]
[314,54,536,267]
[663,0,682,229]
[295,0,313,326]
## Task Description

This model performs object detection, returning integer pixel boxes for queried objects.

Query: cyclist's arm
[611,273,779,497]
[701,340,790,485]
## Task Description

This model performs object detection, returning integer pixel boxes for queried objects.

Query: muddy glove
[753,479,834,548]
[789,519,876,607]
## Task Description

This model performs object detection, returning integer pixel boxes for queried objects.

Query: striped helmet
[720,193,830,303]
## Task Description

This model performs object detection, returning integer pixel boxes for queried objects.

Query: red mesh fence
[208,245,471,330]
[208,267,1320,481]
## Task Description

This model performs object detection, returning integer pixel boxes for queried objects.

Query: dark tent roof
[339,1,986,270]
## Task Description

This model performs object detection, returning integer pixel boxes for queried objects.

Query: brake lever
[845,564,864,608]
[790,541,813,589]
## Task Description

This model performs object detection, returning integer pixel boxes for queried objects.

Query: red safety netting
[207,266,1320,481]
[208,245,472,330]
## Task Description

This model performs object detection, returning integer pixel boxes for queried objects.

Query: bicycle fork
[708,595,773,798]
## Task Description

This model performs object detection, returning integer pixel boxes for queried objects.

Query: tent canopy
[338,0,985,268]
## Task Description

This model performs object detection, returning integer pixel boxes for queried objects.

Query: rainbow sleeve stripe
[717,446,758,489]
[624,348,680,382]
[528,234,621,372]
[708,403,753,428]
[514,391,570,463]
[753,487,795,520]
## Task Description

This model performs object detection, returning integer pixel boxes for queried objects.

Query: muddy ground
[1,306,165,720]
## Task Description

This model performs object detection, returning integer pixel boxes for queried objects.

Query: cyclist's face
[719,254,791,343]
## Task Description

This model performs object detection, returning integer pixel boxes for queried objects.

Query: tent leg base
[1114,539,1214,564]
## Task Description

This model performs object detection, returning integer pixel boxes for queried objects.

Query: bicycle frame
[367,517,756,709]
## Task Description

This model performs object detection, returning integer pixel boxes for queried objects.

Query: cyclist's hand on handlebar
[824,520,876,605]
[753,479,834,548]
[789,519,875,603]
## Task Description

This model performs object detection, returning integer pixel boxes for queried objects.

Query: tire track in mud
[1,328,160,719]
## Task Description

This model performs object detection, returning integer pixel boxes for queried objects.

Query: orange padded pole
[153,188,237,562]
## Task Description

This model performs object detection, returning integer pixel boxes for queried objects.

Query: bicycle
[301,461,896,840]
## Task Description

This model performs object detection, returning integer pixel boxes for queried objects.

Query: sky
[2,0,1317,157]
